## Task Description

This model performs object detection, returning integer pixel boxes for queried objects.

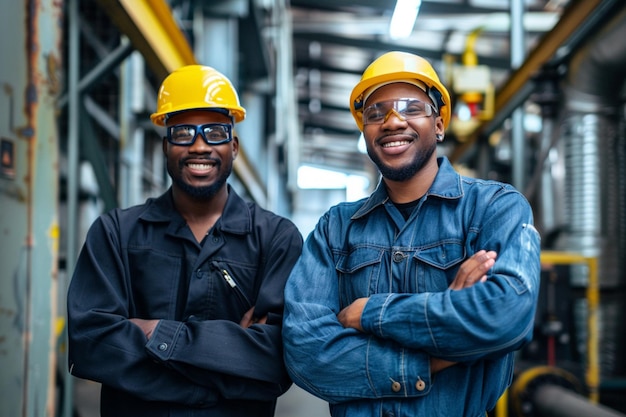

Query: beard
[367,138,437,182]
[167,158,232,200]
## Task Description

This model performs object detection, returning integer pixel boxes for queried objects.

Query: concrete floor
[73,377,331,417]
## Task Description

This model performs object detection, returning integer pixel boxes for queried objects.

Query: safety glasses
[362,98,434,126]
[166,123,233,146]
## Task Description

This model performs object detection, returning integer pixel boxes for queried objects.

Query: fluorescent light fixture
[389,0,422,39]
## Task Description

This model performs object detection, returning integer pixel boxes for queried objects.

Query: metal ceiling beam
[291,0,501,14]
[449,0,619,163]
[293,33,509,69]
[95,0,196,81]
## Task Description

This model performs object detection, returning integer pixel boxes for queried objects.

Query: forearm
[360,278,537,361]
[146,318,290,399]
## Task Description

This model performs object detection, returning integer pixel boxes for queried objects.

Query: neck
[384,160,439,204]
[172,185,229,236]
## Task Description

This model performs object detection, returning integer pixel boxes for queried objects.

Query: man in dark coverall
[67,65,303,417]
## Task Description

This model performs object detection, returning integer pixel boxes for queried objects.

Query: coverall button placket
[158,343,168,351]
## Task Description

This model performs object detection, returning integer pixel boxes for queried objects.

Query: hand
[448,250,497,290]
[337,298,368,331]
[240,306,267,328]
[430,357,456,373]
[129,318,159,340]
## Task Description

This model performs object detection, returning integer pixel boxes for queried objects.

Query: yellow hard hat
[150,65,246,126]
[349,51,451,131]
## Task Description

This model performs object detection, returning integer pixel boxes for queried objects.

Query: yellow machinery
[448,28,495,140]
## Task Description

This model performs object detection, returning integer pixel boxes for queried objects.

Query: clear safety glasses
[362,98,434,126]
[166,123,233,146]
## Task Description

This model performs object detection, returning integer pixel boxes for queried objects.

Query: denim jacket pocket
[413,241,465,292]
[336,247,385,309]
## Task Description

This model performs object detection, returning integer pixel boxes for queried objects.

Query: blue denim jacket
[283,157,540,417]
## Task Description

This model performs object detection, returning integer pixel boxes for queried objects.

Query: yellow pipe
[462,27,484,67]
[540,251,600,403]
[494,388,508,417]
[586,256,599,403]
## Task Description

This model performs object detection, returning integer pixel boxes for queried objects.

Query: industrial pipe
[533,385,626,417]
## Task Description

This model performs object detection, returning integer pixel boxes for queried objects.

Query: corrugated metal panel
[0,0,62,416]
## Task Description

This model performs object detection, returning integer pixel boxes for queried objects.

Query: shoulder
[461,176,527,203]
[91,195,164,237]
[246,202,303,241]
[315,198,370,231]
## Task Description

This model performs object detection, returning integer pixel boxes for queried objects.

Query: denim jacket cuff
[365,338,432,397]
[361,293,394,338]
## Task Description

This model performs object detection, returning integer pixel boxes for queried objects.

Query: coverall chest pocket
[413,241,465,292]
[336,247,385,309]
[128,247,182,319]
[205,260,255,322]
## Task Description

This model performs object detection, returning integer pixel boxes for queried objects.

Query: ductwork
[552,4,626,380]
[557,4,626,287]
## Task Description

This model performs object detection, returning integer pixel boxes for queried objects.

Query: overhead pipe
[533,385,626,417]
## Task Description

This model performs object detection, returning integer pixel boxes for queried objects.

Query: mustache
[179,156,221,166]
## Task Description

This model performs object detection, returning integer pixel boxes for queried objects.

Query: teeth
[382,140,410,148]
[188,163,213,169]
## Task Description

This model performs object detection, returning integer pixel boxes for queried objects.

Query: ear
[162,137,168,154]
[434,116,445,141]
[232,134,239,159]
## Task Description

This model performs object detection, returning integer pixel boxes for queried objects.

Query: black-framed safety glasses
[166,123,233,146]
[362,98,434,126]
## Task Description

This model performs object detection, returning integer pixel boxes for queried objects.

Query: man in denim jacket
[282,51,540,417]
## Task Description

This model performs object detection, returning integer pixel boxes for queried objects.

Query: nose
[382,108,407,125]
[188,132,213,152]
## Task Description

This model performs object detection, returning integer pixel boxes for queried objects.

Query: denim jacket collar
[352,156,464,220]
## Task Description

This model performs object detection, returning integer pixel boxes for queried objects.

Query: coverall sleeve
[145,220,303,400]
[282,214,432,404]
[360,189,541,362]
[67,216,215,406]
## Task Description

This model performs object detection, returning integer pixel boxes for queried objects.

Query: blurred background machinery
[1,0,626,416]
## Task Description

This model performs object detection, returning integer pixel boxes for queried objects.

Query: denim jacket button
[392,251,405,262]
[391,381,401,392]
[415,378,426,391]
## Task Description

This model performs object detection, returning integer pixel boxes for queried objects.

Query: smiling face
[362,82,444,182]
[163,109,238,201]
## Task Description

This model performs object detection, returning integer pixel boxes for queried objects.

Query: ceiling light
[389,0,422,39]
